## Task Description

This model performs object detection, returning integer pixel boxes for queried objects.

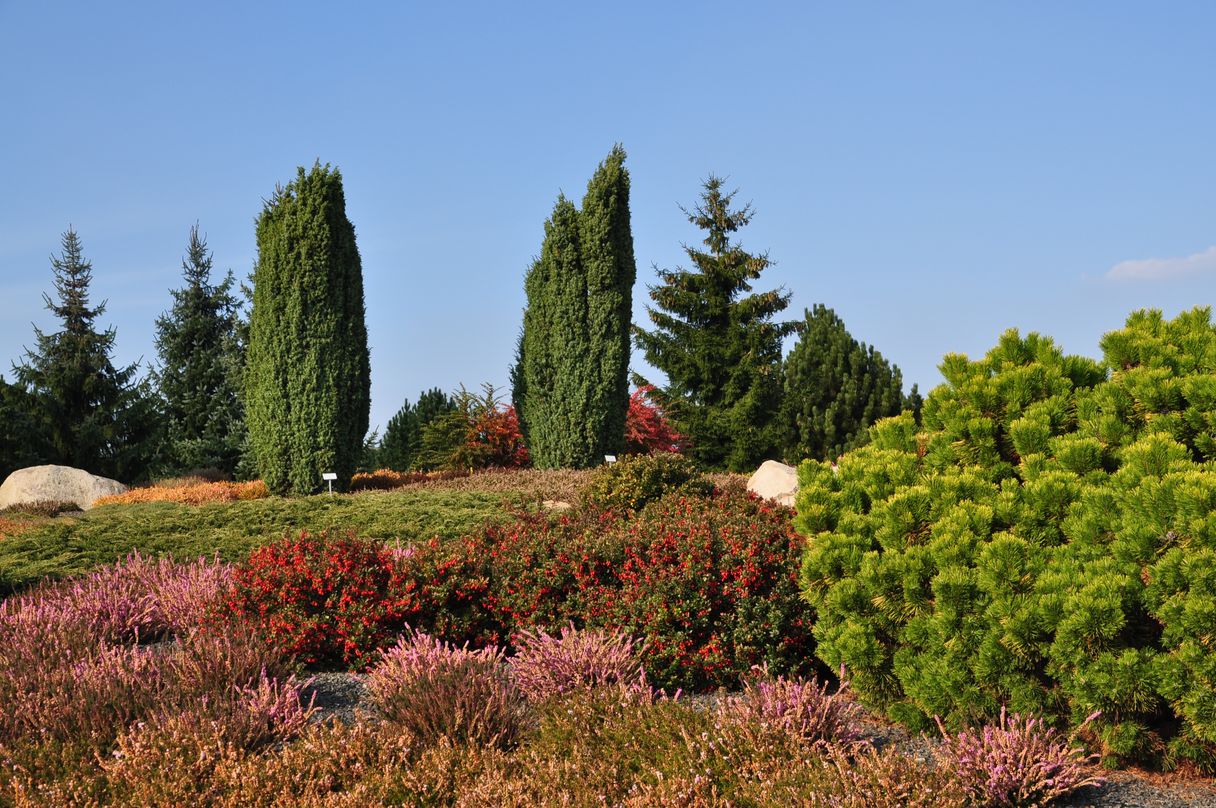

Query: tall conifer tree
[14,228,161,480]
[517,146,637,468]
[244,163,370,494]
[634,177,797,471]
[781,304,908,462]
[580,145,637,459]
[0,376,43,480]
[152,224,245,475]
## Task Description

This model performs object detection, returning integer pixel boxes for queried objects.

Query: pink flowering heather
[934,708,1105,808]
[724,667,866,747]
[509,625,649,702]
[367,629,526,748]
[2,552,232,645]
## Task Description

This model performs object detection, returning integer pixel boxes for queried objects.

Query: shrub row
[226,486,814,690]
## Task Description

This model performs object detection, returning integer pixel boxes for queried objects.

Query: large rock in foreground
[0,465,127,511]
[747,460,798,507]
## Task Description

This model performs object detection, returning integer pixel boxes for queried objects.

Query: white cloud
[1106,245,1216,282]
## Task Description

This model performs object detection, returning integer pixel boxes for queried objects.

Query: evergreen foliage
[244,163,370,495]
[634,177,798,471]
[518,147,636,469]
[380,388,456,471]
[12,228,161,481]
[796,307,1216,770]
[151,224,245,476]
[0,375,43,480]
[782,304,907,462]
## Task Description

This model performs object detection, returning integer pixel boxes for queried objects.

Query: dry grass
[384,468,596,504]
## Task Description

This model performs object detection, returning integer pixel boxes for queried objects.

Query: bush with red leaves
[624,386,685,455]
[226,533,402,670]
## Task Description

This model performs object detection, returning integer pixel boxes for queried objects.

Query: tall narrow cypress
[521,197,592,467]
[580,145,637,459]
[517,146,637,468]
[244,163,370,494]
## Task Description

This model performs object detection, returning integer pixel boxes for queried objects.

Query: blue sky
[1,2,1213,432]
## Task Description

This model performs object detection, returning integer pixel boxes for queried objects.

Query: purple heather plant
[509,624,649,702]
[933,707,1105,808]
[724,666,867,747]
[367,629,526,748]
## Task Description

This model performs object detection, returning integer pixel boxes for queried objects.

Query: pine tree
[517,147,637,469]
[13,228,161,481]
[151,224,245,476]
[380,387,455,471]
[781,304,908,462]
[244,163,371,495]
[634,177,798,471]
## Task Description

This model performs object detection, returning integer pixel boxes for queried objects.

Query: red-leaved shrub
[366,630,526,748]
[606,490,815,690]
[624,385,685,455]
[934,708,1105,807]
[226,532,402,669]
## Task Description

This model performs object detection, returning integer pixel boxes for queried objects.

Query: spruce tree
[151,224,245,475]
[244,163,370,495]
[634,177,798,471]
[380,387,455,471]
[518,146,637,469]
[13,228,161,481]
[0,375,44,480]
[781,304,908,462]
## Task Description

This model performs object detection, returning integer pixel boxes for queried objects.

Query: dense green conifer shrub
[796,307,1216,769]
[244,163,370,494]
[580,453,712,512]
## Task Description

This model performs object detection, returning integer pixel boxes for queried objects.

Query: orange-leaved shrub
[94,479,269,507]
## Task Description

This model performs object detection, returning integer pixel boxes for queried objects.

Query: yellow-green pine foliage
[796,307,1216,770]
[245,163,370,495]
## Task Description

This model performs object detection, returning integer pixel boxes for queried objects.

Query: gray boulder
[746,460,798,507]
[0,465,127,511]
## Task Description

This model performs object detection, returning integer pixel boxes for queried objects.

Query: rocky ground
[301,673,1216,807]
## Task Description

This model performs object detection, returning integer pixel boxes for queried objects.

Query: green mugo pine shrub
[796,307,1216,770]
[244,163,371,495]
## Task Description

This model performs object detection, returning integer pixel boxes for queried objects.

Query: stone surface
[542,500,573,512]
[0,465,127,511]
[746,460,798,506]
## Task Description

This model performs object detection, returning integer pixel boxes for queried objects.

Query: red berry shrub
[392,535,504,647]
[607,490,815,691]
[226,532,401,670]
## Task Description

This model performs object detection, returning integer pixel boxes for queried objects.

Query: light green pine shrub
[797,307,1216,770]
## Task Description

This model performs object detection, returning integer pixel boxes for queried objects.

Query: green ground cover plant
[0,489,512,595]
[797,306,1216,770]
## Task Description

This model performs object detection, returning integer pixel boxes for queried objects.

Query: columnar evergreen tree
[520,197,590,468]
[580,145,637,459]
[517,146,637,468]
[13,228,161,481]
[151,224,245,475]
[782,304,909,462]
[244,163,370,495]
[634,177,798,471]
[380,387,456,471]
